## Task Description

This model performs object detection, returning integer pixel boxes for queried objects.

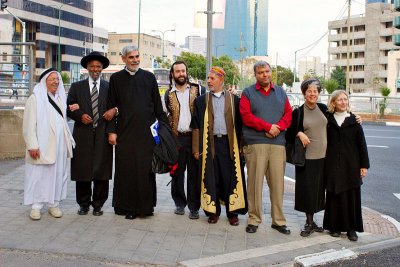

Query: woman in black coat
[323,90,370,242]
[286,78,327,237]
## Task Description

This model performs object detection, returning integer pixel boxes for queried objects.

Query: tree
[330,66,346,89]
[323,79,339,94]
[213,55,240,86]
[155,56,172,69]
[379,86,391,118]
[271,65,295,87]
[60,72,70,84]
[177,52,239,86]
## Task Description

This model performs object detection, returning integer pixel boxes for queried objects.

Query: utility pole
[275,52,278,84]
[254,0,258,55]
[206,0,214,80]
[346,0,351,94]
[137,0,141,49]
[235,33,247,79]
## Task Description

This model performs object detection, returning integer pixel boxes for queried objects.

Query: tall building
[108,32,180,68]
[183,35,206,56]
[328,2,400,93]
[0,0,94,82]
[212,0,269,60]
[298,57,327,82]
[93,27,108,57]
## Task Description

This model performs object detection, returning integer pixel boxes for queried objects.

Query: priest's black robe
[191,92,247,215]
[106,68,168,215]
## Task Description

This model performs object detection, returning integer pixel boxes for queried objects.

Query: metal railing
[0,42,36,99]
[287,92,400,119]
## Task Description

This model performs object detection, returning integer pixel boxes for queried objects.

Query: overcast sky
[93,0,366,67]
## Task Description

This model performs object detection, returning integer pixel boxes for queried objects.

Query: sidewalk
[0,159,398,266]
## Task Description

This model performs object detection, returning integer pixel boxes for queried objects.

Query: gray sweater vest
[242,84,287,146]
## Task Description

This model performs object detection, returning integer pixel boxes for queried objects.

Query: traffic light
[1,0,7,11]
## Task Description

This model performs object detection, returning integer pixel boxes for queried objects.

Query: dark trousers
[213,135,237,218]
[76,180,109,209]
[171,135,200,212]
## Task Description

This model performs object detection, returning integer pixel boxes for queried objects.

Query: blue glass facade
[212,0,269,60]
[7,0,93,75]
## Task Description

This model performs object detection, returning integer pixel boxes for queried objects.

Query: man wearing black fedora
[67,51,117,216]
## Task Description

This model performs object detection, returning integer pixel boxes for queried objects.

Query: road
[285,124,400,225]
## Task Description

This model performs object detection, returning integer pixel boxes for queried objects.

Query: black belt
[214,134,227,138]
[178,131,192,136]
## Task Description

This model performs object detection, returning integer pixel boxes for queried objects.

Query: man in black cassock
[106,45,168,220]
[191,67,247,226]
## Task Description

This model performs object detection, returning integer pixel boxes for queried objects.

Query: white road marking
[394,193,400,201]
[380,214,400,232]
[179,235,344,267]
[386,122,400,127]
[284,176,295,183]
[367,145,389,148]
[365,135,400,139]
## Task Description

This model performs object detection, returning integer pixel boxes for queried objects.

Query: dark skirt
[295,158,325,213]
[323,187,364,232]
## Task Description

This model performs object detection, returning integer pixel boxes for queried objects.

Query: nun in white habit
[23,68,75,220]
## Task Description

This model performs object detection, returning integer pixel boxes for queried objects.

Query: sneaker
[174,206,185,215]
[48,207,63,218]
[30,209,41,220]
[189,210,199,219]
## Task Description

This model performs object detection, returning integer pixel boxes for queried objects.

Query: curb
[293,237,400,267]
[363,121,400,126]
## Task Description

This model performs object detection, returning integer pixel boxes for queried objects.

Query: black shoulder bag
[285,107,306,166]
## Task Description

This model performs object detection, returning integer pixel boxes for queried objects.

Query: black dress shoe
[330,231,341,237]
[271,224,291,235]
[245,224,258,233]
[77,207,89,215]
[125,213,137,220]
[347,230,358,241]
[93,208,103,216]
[114,207,128,216]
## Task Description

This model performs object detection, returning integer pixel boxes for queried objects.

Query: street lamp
[151,29,175,63]
[51,2,73,72]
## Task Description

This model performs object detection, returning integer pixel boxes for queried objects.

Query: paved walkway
[0,159,398,266]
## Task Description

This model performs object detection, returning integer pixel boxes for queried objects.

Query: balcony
[395,0,400,12]
[394,16,400,29]
[393,34,400,46]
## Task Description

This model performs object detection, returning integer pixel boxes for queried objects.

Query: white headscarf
[33,69,75,157]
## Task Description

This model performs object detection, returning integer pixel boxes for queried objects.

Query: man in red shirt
[239,61,292,234]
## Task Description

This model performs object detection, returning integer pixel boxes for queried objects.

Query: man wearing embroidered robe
[191,66,247,226]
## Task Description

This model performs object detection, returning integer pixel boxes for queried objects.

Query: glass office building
[212,0,269,60]
[0,0,93,81]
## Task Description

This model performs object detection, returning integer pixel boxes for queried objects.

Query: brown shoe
[208,214,219,224]
[228,216,239,226]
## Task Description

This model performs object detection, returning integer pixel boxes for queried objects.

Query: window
[111,52,117,56]
[119,39,133,43]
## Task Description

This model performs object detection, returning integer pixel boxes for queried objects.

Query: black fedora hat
[81,51,110,69]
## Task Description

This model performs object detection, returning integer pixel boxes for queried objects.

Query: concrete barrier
[0,109,25,159]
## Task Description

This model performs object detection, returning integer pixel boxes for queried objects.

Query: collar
[88,77,100,87]
[170,84,190,93]
[256,82,275,91]
[212,90,225,98]
[124,67,138,75]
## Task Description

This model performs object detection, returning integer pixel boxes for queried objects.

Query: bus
[79,66,170,96]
